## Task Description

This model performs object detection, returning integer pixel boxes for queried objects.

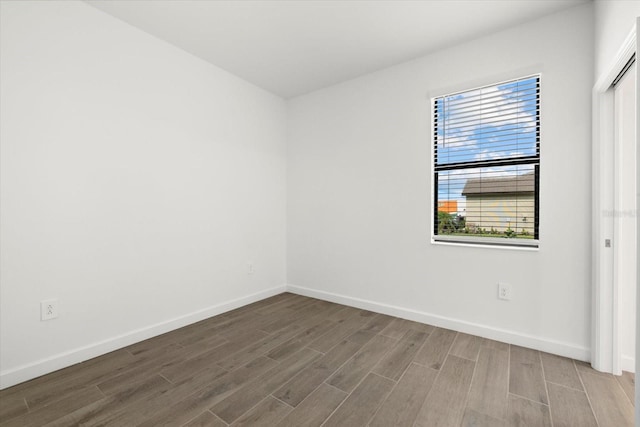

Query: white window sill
[431,236,539,251]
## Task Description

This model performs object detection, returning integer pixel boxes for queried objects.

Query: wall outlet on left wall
[41,299,59,321]
[497,283,512,301]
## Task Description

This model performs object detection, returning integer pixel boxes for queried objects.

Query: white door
[614,60,637,374]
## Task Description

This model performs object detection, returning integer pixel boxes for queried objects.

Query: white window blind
[433,75,540,247]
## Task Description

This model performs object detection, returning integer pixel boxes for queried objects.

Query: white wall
[0,1,286,388]
[594,0,640,79]
[287,4,594,359]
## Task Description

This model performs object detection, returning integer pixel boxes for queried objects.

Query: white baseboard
[621,355,635,373]
[0,285,286,390]
[287,284,590,362]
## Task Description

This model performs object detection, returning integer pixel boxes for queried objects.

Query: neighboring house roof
[462,172,535,196]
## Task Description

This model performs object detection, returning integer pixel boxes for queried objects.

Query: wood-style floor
[0,293,635,426]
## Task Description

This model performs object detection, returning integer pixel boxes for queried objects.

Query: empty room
[0,0,639,426]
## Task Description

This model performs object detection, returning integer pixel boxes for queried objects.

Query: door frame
[592,24,637,374]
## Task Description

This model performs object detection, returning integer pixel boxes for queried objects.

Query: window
[432,75,540,247]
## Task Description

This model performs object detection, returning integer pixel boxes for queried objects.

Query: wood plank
[125,332,186,357]
[169,334,228,356]
[345,314,394,346]
[326,306,361,322]
[373,329,429,381]
[266,320,336,361]
[407,319,434,334]
[284,296,321,312]
[210,309,283,339]
[546,382,597,427]
[306,312,371,353]
[461,408,507,427]
[0,349,134,402]
[346,330,376,346]
[509,345,548,404]
[96,342,209,395]
[369,363,437,427]
[275,383,346,427]
[213,301,306,340]
[322,373,394,427]
[254,293,304,315]
[259,301,333,334]
[43,375,172,427]
[210,348,322,424]
[449,332,482,361]
[379,318,414,339]
[20,350,135,411]
[216,324,303,371]
[218,304,296,336]
[175,323,233,348]
[272,340,361,407]
[311,302,352,320]
[379,318,433,339]
[255,295,305,315]
[327,334,396,393]
[161,329,268,383]
[413,327,457,370]
[183,411,227,427]
[360,313,395,334]
[616,371,635,405]
[540,352,583,391]
[291,302,347,330]
[466,346,509,420]
[507,394,552,427]
[174,320,248,347]
[580,370,634,427]
[0,394,28,423]
[106,357,271,426]
[230,396,291,427]
[480,338,510,352]
[253,302,345,357]
[414,355,475,427]
[2,386,104,427]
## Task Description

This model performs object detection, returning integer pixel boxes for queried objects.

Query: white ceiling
[87,0,588,98]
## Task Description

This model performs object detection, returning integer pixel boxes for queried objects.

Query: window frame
[430,74,541,249]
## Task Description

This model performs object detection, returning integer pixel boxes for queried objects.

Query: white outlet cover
[41,299,59,321]
[498,283,512,301]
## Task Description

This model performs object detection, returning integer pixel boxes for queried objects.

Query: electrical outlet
[498,283,512,301]
[247,263,254,275]
[41,299,59,321]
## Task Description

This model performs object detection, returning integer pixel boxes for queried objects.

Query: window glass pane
[436,165,536,240]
